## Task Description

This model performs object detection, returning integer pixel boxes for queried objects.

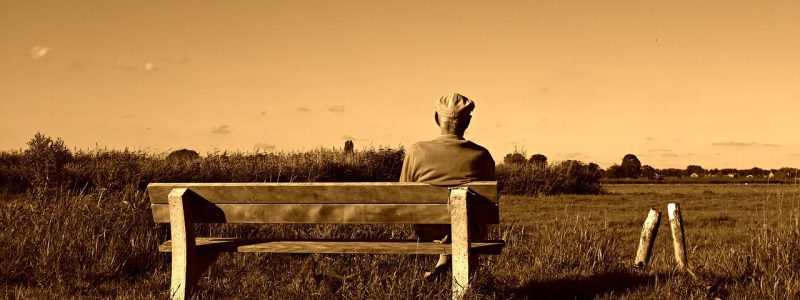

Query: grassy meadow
[1,140,799,299]
[4,182,800,299]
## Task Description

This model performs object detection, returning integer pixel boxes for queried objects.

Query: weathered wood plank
[148,182,497,204]
[151,203,500,224]
[634,208,661,268]
[168,188,196,300]
[668,203,688,269]
[158,238,505,255]
[450,188,472,300]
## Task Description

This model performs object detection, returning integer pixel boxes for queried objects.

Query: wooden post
[168,188,198,300]
[667,203,688,270]
[449,187,471,300]
[635,208,661,268]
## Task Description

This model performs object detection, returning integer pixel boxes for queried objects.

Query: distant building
[690,173,699,178]
[727,174,736,178]
[768,171,775,178]
[746,175,754,178]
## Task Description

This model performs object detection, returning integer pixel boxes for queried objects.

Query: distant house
[768,171,775,178]
[690,173,699,178]
[746,175,754,178]
[727,174,736,178]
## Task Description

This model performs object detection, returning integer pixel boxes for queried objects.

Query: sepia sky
[1,0,799,169]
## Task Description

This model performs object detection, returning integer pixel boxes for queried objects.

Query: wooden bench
[147,181,503,299]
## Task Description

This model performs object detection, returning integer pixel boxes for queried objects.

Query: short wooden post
[169,188,198,300]
[635,208,661,268]
[667,203,688,270]
[449,187,471,300]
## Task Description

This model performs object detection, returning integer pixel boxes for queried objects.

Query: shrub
[496,160,602,196]
[22,133,72,194]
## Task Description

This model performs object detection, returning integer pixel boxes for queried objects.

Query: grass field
[3,183,799,299]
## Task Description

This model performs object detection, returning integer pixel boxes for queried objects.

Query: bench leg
[168,188,218,300]
[449,188,471,300]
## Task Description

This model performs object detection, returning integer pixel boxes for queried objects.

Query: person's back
[401,134,495,186]
[400,93,495,279]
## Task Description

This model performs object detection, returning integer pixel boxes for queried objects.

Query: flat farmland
[3,184,799,299]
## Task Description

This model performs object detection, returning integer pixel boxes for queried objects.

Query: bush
[22,133,72,194]
[496,160,603,196]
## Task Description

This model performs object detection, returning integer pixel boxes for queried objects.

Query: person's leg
[414,224,451,280]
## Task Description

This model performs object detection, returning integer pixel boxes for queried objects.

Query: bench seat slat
[147,182,497,204]
[158,238,505,255]
[151,203,499,224]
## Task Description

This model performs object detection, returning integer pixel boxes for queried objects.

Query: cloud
[211,125,231,134]
[111,61,159,73]
[161,54,190,65]
[648,149,671,152]
[30,46,50,60]
[260,111,268,116]
[788,153,800,157]
[538,87,550,93]
[298,106,310,112]
[645,137,655,141]
[560,152,583,159]
[711,142,780,147]
[328,105,345,113]
[121,114,134,118]
[341,134,368,141]
[661,152,694,158]
[254,142,276,151]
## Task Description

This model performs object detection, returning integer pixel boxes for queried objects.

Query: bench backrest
[148,182,498,225]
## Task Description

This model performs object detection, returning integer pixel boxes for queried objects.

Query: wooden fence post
[449,187,471,300]
[635,208,661,268]
[667,203,688,270]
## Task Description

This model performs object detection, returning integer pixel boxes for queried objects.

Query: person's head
[434,93,474,137]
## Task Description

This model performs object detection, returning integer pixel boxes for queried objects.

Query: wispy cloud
[788,153,800,157]
[254,142,276,151]
[211,125,231,134]
[661,152,694,158]
[298,106,310,112]
[30,46,50,60]
[144,62,157,72]
[341,134,368,141]
[648,149,671,152]
[328,105,345,113]
[711,142,780,147]
[538,87,550,93]
[559,152,583,159]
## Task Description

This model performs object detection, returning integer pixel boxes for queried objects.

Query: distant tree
[503,152,527,165]
[641,165,657,180]
[720,168,737,177]
[620,154,642,179]
[606,164,624,178]
[686,165,705,176]
[23,132,72,193]
[344,140,354,154]
[748,167,765,177]
[529,154,547,166]
[167,149,199,161]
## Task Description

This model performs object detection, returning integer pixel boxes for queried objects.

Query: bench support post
[168,188,218,300]
[449,187,471,300]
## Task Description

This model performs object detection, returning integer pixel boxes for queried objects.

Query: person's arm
[481,152,497,181]
[399,146,415,182]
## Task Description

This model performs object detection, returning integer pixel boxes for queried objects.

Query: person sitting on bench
[400,93,496,279]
